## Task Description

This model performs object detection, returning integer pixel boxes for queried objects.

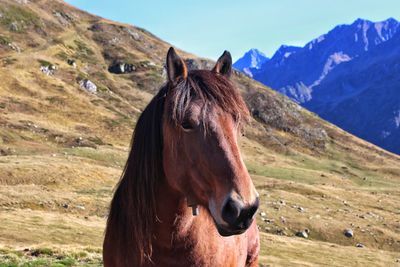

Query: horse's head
[162,48,259,236]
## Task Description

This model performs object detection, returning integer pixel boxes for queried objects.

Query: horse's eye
[181,119,193,130]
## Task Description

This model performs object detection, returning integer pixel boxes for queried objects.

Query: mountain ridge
[235,17,400,154]
[233,48,268,77]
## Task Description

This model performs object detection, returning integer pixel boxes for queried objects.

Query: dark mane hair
[104,70,249,265]
[169,70,249,127]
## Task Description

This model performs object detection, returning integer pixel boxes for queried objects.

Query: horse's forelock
[168,70,250,127]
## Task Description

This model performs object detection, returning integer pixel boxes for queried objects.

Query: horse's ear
[166,47,188,85]
[212,50,232,77]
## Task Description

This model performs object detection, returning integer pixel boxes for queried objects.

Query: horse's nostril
[250,197,260,218]
[221,198,241,225]
[221,197,260,230]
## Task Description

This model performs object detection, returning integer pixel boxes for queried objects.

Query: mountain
[252,18,400,103]
[233,48,268,77]
[240,18,400,154]
[304,30,400,154]
[0,1,400,266]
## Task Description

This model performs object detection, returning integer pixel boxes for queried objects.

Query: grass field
[0,0,399,266]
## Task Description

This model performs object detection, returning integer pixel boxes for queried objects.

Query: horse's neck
[153,178,200,249]
[151,178,249,267]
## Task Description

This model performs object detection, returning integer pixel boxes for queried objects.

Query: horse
[103,47,260,267]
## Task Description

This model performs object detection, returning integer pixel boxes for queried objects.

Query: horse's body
[103,48,259,267]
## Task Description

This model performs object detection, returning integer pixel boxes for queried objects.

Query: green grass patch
[1,57,17,66]
[0,247,102,267]
[0,35,11,46]
[0,4,42,32]
[246,160,322,184]
[73,40,96,63]
[77,72,89,81]
[63,147,126,167]
[37,59,53,67]
[55,51,69,61]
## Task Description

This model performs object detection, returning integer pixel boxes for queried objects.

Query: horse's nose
[221,197,259,229]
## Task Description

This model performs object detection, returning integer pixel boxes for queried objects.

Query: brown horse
[103,47,260,267]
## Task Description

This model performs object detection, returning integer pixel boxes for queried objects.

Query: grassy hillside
[0,0,399,266]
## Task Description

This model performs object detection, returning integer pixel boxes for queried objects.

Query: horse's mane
[105,70,249,265]
[168,70,249,128]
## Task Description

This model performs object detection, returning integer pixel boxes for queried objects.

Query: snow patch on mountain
[233,48,269,77]
[394,110,400,128]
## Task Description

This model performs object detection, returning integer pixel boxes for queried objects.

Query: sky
[65,0,400,61]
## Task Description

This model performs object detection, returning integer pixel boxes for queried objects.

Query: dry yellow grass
[0,0,399,266]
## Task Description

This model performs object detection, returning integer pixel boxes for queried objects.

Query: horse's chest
[190,235,247,267]
[152,222,248,267]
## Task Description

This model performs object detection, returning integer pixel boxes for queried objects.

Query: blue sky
[65,0,400,61]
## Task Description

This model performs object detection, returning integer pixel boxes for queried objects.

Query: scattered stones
[296,229,309,239]
[184,58,213,71]
[260,211,266,217]
[62,203,69,209]
[109,37,120,45]
[262,218,274,224]
[108,62,136,74]
[69,136,98,149]
[0,148,12,156]
[344,229,354,238]
[140,61,156,68]
[8,42,21,52]
[76,205,85,210]
[40,65,56,76]
[30,250,40,257]
[280,216,286,223]
[9,22,19,32]
[79,79,97,93]
[298,206,305,212]
[67,59,76,68]
[53,11,75,26]
[126,28,141,41]
[276,229,287,236]
[356,243,365,248]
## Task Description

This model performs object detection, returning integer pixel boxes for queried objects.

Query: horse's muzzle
[216,196,259,236]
